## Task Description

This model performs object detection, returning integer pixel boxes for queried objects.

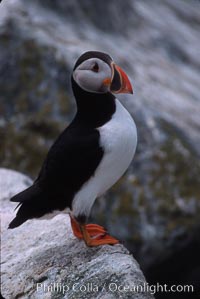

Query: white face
[73,58,112,93]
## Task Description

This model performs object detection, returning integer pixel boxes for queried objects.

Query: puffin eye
[91,62,99,73]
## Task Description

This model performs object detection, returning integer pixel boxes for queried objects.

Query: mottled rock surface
[0,0,200,295]
[1,168,153,299]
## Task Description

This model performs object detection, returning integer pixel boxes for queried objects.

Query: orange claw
[70,215,119,246]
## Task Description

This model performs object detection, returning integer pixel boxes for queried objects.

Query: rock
[1,168,154,299]
[1,0,200,293]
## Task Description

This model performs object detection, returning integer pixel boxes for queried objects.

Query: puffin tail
[8,184,43,229]
[8,214,28,229]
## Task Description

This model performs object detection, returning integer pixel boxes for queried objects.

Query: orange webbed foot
[70,215,119,246]
[88,233,119,246]
[80,224,119,247]
[70,216,107,239]
[85,223,107,237]
[70,215,83,239]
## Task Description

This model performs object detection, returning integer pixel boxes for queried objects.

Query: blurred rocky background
[0,0,200,298]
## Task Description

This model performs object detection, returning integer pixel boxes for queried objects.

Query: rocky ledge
[1,168,153,299]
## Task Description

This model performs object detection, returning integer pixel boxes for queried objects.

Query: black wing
[9,123,103,228]
[37,123,104,203]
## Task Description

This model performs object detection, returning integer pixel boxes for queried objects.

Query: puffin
[8,51,137,247]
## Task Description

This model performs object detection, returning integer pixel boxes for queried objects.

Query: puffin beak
[110,63,133,94]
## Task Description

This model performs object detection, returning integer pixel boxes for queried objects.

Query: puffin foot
[70,215,106,239]
[80,224,119,247]
[70,215,119,246]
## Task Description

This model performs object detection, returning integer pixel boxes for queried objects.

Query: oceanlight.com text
[37,281,194,295]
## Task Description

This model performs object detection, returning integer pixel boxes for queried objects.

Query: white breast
[72,99,137,218]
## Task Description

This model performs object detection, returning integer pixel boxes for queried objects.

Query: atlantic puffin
[8,51,137,246]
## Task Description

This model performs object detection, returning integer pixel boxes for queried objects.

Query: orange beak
[111,64,133,94]
[104,62,133,94]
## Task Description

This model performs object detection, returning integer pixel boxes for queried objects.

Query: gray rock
[1,0,200,285]
[1,168,154,299]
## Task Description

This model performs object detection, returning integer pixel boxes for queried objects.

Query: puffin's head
[72,51,133,94]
